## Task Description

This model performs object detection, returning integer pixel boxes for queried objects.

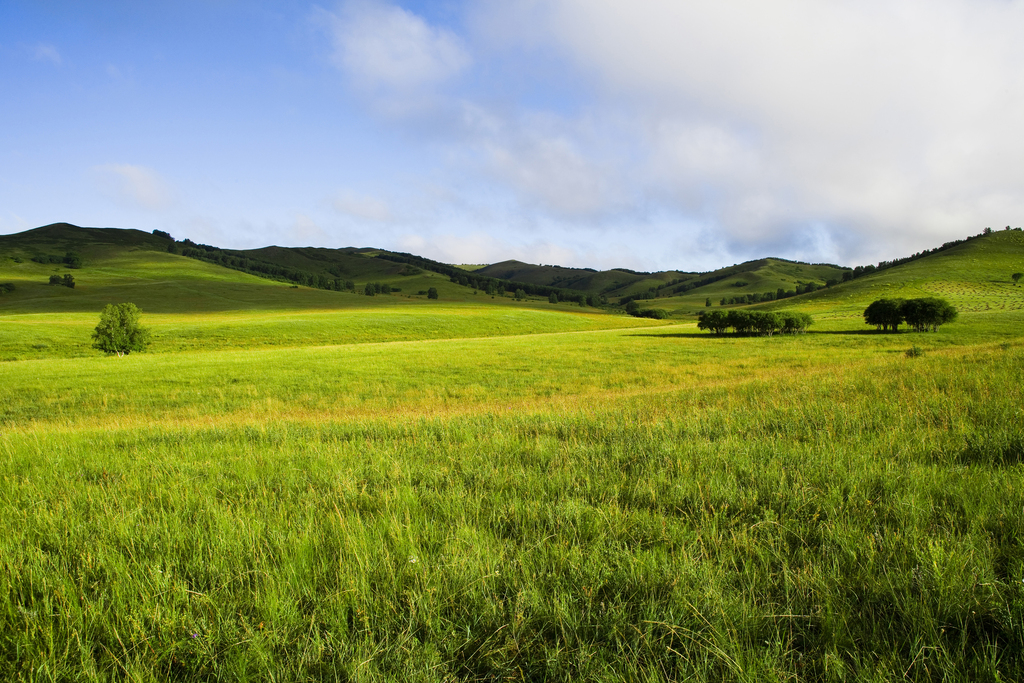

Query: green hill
[475,257,849,304]
[757,228,1024,323]
[0,224,661,360]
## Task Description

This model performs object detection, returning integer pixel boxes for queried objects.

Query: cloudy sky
[2,1,1022,271]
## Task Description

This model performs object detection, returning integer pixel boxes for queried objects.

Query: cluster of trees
[92,303,151,356]
[719,281,841,307]
[48,274,75,288]
[863,298,958,332]
[547,290,603,307]
[698,310,814,336]
[179,243,356,292]
[363,282,401,296]
[32,251,81,269]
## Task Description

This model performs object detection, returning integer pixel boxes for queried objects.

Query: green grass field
[2,226,1024,681]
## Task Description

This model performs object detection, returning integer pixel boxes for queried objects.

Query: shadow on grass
[627,329,887,339]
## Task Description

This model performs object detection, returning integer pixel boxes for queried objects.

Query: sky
[2,0,1023,272]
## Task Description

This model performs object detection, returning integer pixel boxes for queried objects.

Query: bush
[427,287,438,300]
[906,346,924,358]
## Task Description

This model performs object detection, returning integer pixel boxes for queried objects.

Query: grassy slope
[0,225,663,360]
[770,228,1024,318]
[648,231,1024,323]
[640,259,848,314]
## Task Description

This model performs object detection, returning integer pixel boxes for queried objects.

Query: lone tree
[92,303,151,356]
[427,287,438,300]
[1013,272,1023,286]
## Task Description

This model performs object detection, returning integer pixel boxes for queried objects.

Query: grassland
[0,227,662,361]
[1,226,1023,681]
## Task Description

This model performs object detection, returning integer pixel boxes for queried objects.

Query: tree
[63,251,82,269]
[781,312,813,334]
[697,310,729,334]
[62,274,75,289]
[427,287,438,299]
[863,298,905,332]
[549,292,559,304]
[364,282,375,296]
[1013,272,1023,286]
[901,297,957,332]
[705,297,711,307]
[92,303,151,356]
[514,288,526,301]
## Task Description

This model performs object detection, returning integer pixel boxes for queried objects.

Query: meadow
[2,227,1024,681]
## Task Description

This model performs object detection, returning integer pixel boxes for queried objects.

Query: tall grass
[1,330,1022,680]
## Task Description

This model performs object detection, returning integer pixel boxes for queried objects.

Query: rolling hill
[0,224,664,360]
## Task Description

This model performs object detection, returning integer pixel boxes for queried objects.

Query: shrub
[906,346,924,358]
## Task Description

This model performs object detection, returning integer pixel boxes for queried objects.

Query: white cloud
[32,43,62,66]
[290,213,330,244]
[465,0,1024,264]
[333,190,394,221]
[478,127,620,218]
[319,1,470,93]
[93,164,174,211]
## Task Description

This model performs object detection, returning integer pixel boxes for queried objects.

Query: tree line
[718,281,832,306]
[178,242,357,292]
[697,310,814,336]
[32,251,81,269]
[863,298,957,332]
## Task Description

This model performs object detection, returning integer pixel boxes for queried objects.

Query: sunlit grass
[1,335,1022,680]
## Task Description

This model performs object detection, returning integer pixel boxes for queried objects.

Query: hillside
[756,228,1024,323]
[620,230,1024,322]
[477,257,849,303]
[0,224,662,361]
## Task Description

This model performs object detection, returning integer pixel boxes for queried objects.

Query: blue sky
[3,1,1023,271]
